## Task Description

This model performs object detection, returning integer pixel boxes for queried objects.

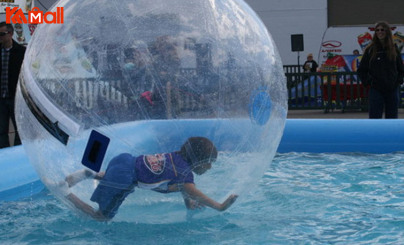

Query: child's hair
[178,137,218,166]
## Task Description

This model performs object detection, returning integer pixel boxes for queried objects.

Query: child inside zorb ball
[56,137,238,221]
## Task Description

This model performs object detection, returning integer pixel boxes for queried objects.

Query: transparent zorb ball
[16,0,287,223]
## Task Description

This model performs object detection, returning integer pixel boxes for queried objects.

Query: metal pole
[297,51,300,72]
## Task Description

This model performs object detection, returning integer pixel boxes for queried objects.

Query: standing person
[0,22,25,148]
[303,53,318,73]
[358,21,404,119]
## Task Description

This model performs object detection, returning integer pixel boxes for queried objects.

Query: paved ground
[287,108,404,119]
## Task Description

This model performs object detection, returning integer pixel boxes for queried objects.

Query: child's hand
[182,183,238,212]
[219,194,238,211]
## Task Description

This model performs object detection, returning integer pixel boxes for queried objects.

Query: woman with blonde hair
[358,21,404,118]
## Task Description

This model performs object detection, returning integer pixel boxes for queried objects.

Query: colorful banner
[321,54,404,73]
[319,25,404,72]
[12,22,36,45]
[0,0,33,14]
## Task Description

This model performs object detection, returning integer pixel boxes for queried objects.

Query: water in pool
[1,152,403,244]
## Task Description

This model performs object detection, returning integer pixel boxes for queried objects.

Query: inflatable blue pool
[1,119,404,202]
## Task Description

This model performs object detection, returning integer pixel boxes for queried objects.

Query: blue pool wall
[1,119,404,201]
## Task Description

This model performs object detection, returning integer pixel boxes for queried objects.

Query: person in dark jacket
[303,53,318,73]
[0,22,26,147]
[358,21,404,119]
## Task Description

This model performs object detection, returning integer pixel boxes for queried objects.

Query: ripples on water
[1,152,404,244]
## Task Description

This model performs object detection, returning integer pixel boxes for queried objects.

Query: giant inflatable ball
[15,0,287,223]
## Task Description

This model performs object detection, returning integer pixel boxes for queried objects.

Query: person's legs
[59,170,108,220]
[66,193,108,221]
[0,99,10,148]
[368,88,384,119]
[65,169,97,187]
[6,99,21,145]
[65,155,136,220]
[90,154,137,219]
[384,88,399,119]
